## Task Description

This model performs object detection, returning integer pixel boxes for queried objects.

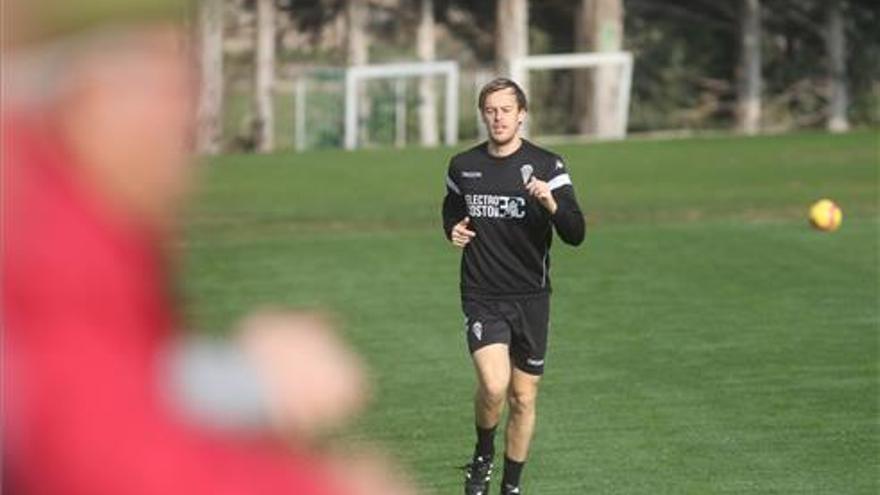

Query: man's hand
[450,217,476,248]
[526,178,558,214]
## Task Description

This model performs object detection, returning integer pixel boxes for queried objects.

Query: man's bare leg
[505,367,540,460]
[472,343,511,429]
[465,343,511,494]
[500,367,541,491]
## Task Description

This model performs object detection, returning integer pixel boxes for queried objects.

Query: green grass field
[183,131,879,494]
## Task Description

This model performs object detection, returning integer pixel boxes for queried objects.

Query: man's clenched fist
[450,216,476,248]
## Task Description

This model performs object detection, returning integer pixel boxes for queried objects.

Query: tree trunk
[826,0,849,133]
[253,0,275,152]
[736,0,761,135]
[573,1,594,135]
[347,0,370,146]
[495,0,528,88]
[574,0,623,138]
[347,0,368,66]
[417,0,438,147]
[196,0,224,155]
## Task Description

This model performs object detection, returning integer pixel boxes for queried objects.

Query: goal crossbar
[510,52,634,139]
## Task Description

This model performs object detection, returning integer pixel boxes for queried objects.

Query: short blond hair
[477,78,528,112]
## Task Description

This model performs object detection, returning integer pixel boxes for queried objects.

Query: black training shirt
[442,139,585,298]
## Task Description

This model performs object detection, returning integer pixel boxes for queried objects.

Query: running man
[442,78,585,495]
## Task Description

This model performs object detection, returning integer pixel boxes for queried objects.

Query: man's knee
[508,382,538,416]
[473,344,512,409]
[478,379,508,409]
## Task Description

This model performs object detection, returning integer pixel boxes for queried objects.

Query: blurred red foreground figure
[1,16,415,495]
[3,104,338,495]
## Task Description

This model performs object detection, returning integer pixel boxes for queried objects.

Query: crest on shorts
[520,164,534,185]
[472,321,483,341]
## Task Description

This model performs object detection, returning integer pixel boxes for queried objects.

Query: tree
[347,0,369,66]
[737,0,762,134]
[347,0,370,145]
[253,0,276,152]
[496,0,528,80]
[574,0,624,138]
[227,0,876,147]
[196,0,224,155]
[825,0,849,132]
[417,0,439,146]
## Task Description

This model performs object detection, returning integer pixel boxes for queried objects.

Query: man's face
[481,88,525,146]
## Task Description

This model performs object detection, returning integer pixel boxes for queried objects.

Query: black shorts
[462,294,550,375]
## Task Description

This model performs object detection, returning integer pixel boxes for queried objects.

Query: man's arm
[550,184,585,246]
[526,158,585,246]
[441,167,467,241]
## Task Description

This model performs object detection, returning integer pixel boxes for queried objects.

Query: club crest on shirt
[520,164,533,185]
[471,321,483,340]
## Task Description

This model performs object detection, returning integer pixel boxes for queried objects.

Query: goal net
[344,61,460,150]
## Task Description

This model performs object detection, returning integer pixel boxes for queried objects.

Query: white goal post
[344,61,460,150]
[510,52,634,139]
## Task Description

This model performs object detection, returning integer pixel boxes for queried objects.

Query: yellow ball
[809,199,843,232]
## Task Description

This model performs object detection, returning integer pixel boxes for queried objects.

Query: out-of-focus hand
[236,308,368,439]
[526,178,558,214]
[451,216,476,248]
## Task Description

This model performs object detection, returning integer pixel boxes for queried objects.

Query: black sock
[474,424,497,458]
[502,456,524,488]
